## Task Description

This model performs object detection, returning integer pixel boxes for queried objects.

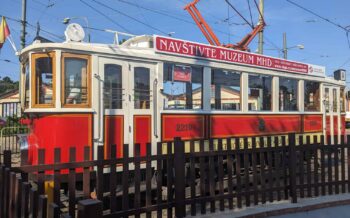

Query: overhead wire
[114,0,238,38]
[79,0,131,33]
[285,0,350,48]
[89,0,168,35]
[225,0,254,29]
[247,0,254,27]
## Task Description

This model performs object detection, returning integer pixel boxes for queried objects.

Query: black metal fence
[0,133,349,218]
[0,102,26,164]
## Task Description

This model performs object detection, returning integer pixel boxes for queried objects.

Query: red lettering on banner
[155,36,309,74]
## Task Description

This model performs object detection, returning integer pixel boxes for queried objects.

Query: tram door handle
[129,94,131,101]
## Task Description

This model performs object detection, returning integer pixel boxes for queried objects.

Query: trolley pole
[283,32,287,59]
[257,0,264,54]
[21,0,27,49]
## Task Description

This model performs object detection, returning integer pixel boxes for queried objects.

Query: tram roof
[19,34,346,85]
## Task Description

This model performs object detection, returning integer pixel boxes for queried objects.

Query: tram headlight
[17,134,29,150]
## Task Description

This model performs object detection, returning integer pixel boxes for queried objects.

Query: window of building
[304,81,320,111]
[104,64,123,109]
[211,69,241,110]
[134,67,150,109]
[325,88,330,113]
[279,77,298,111]
[62,53,90,107]
[333,89,337,112]
[31,53,55,107]
[248,74,272,111]
[340,88,345,112]
[163,63,203,109]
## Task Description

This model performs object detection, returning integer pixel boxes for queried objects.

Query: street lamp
[282,33,305,59]
[63,17,91,42]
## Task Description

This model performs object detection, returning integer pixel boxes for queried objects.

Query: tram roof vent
[122,35,153,48]
[334,69,346,81]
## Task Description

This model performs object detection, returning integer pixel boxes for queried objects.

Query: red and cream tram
[18,30,346,165]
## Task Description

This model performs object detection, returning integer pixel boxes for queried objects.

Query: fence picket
[226,138,234,210]
[156,142,163,218]
[208,139,216,213]
[110,144,117,213]
[69,147,77,218]
[243,137,250,207]
[134,143,141,218]
[146,142,152,218]
[199,139,206,214]
[267,137,273,202]
[252,137,258,205]
[189,140,196,216]
[122,144,129,211]
[218,139,224,211]
[321,135,326,195]
[259,137,266,204]
[235,137,242,208]
[306,136,312,198]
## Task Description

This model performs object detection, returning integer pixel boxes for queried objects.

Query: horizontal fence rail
[0,133,349,218]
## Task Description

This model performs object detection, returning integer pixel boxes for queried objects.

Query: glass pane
[340,88,345,112]
[333,89,337,112]
[279,77,298,111]
[163,63,203,109]
[25,62,30,108]
[248,74,272,111]
[64,58,88,105]
[211,69,240,110]
[104,64,122,109]
[35,57,53,104]
[134,67,150,109]
[325,88,330,113]
[304,81,320,111]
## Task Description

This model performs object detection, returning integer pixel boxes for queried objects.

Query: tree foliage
[0,76,19,95]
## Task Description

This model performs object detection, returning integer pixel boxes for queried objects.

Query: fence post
[4,150,11,168]
[174,137,185,218]
[288,133,297,203]
[77,199,103,218]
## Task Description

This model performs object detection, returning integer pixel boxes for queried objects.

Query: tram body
[18,35,346,164]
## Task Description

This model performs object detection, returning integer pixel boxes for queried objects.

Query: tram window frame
[211,68,241,111]
[248,74,272,111]
[104,64,123,109]
[279,77,299,112]
[31,52,56,108]
[23,60,30,109]
[304,80,320,112]
[61,53,91,108]
[162,63,203,110]
[134,67,150,109]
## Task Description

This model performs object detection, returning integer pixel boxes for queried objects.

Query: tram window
[31,53,55,107]
[211,69,241,110]
[279,77,298,111]
[62,54,90,107]
[24,62,30,108]
[304,81,320,111]
[248,74,272,111]
[163,63,203,109]
[104,64,122,109]
[325,88,330,113]
[134,67,150,109]
[340,88,345,112]
[333,89,337,112]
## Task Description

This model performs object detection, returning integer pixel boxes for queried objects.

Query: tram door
[323,86,341,144]
[100,58,155,158]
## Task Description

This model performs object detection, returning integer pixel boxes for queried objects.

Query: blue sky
[0,0,350,83]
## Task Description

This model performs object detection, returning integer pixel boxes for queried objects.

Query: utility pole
[257,0,264,54]
[20,0,27,111]
[21,0,27,49]
[283,32,287,59]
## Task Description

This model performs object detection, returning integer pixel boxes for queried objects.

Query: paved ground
[196,193,350,218]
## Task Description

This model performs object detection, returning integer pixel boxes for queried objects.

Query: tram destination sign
[155,36,324,76]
